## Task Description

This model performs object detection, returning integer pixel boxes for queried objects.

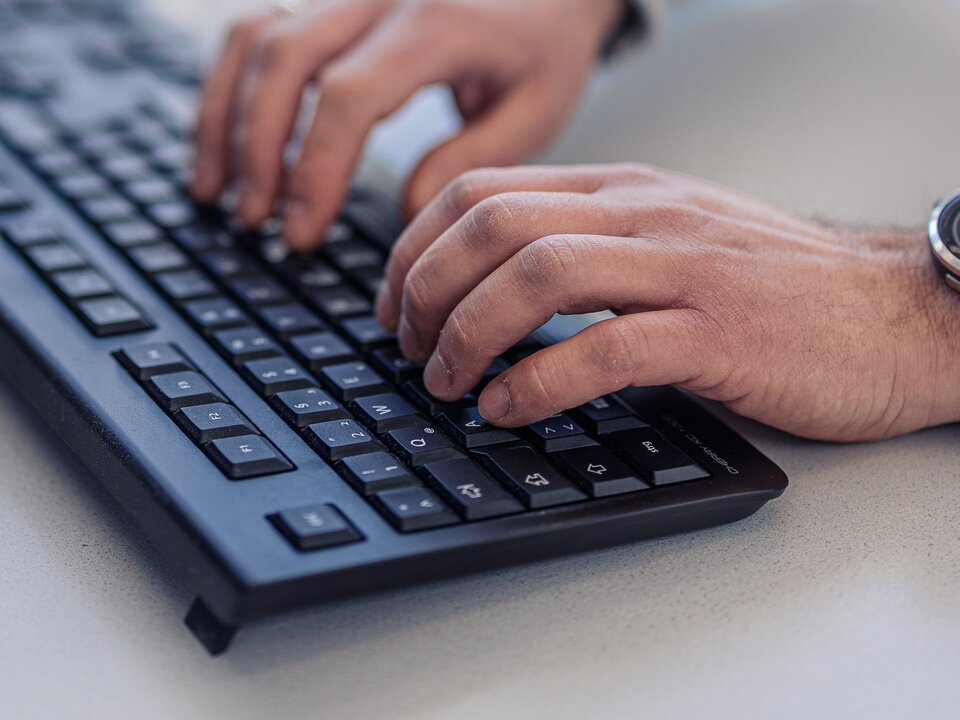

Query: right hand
[190,0,625,250]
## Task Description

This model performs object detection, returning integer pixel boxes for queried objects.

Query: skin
[190,0,624,248]
[375,164,960,441]
[194,2,960,442]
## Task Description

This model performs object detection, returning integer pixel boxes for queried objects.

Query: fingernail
[397,316,423,360]
[479,380,511,422]
[423,351,453,397]
[375,278,397,329]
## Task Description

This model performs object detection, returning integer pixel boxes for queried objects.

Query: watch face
[942,196,960,257]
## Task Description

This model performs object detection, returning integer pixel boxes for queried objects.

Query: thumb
[403,81,565,216]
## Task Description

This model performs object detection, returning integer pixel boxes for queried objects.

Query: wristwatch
[928,190,960,292]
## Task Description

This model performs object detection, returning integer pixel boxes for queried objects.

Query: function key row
[115,342,293,479]
[1,220,152,335]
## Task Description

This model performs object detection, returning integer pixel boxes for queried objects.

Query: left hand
[375,163,960,441]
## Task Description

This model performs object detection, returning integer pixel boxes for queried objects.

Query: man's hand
[190,0,624,250]
[375,164,960,441]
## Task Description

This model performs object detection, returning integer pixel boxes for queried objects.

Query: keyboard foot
[184,597,237,655]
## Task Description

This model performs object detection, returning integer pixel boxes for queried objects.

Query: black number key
[257,303,325,339]
[174,402,256,444]
[79,196,137,224]
[100,219,164,248]
[2,223,61,248]
[553,445,649,497]
[271,387,348,428]
[319,361,389,401]
[437,406,517,448]
[572,395,646,434]
[116,342,192,379]
[241,356,314,396]
[25,243,85,273]
[205,434,292,479]
[271,503,362,550]
[340,315,396,353]
[50,268,113,300]
[289,331,356,370]
[605,427,710,485]
[382,424,461,466]
[76,296,152,335]
[145,370,226,412]
[472,443,586,509]
[309,285,371,321]
[182,297,248,335]
[304,418,382,460]
[154,269,217,301]
[199,249,259,279]
[350,393,421,433]
[371,486,459,532]
[337,452,418,496]
[227,275,291,307]
[521,413,593,452]
[420,458,523,520]
[371,346,424,384]
[212,327,281,366]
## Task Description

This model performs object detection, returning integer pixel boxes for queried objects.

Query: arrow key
[554,445,650,497]
[521,412,594,452]
[372,486,460,532]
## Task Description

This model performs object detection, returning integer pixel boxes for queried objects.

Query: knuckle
[227,16,262,46]
[318,67,364,109]
[440,311,473,358]
[519,356,564,413]
[517,235,580,293]
[591,321,643,385]
[443,169,501,215]
[250,28,299,70]
[463,194,523,248]
[401,265,435,320]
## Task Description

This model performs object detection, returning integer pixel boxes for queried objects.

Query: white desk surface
[4,1,960,718]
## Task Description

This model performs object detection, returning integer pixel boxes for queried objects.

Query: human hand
[190,0,624,250]
[375,164,960,441]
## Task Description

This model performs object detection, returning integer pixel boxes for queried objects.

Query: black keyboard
[0,0,787,654]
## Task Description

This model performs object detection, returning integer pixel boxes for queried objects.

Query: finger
[281,15,477,251]
[192,12,275,202]
[476,310,711,427]
[422,234,688,400]
[376,165,616,330]
[233,1,386,226]
[395,192,648,362]
[403,77,571,215]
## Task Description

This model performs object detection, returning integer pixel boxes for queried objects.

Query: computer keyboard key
[145,200,195,229]
[271,387,348,428]
[473,443,587,509]
[289,331,356,370]
[350,393,421,433]
[372,486,459,532]
[303,418,382,461]
[154,269,217,301]
[205,434,292,479]
[340,315,397,353]
[2,223,61,248]
[572,395,646,435]
[54,173,112,201]
[338,452,419,496]
[25,243,85,273]
[100,219,164,248]
[257,303,325,339]
[182,297,248,334]
[50,268,113,300]
[212,327,281,366]
[309,285,371,321]
[122,177,178,205]
[0,184,28,212]
[99,154,153,181]
[79,196,137,224]
[116,342,192,380]
[174,402,256,444]
[173,224,234,253]
[319,361,389,401]
[276,257,342,291]
[382,424,462,466]
[271,503,362,551]
[76,296,151,335]
[242,356,314,396]
[437,406,517,448]
[145,371,226,412]
[323,242,382,272]
[521,413,594,452]
[419,458,523,520]
[227,276,291,307]
[127,242,190,274]
[402,379,474,417]
[606,427,710,485]
[553,446,649,497]
[199,249,259,279]
[371,347,424,385]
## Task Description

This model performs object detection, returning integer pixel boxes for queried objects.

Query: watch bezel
[928,190,960,277]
